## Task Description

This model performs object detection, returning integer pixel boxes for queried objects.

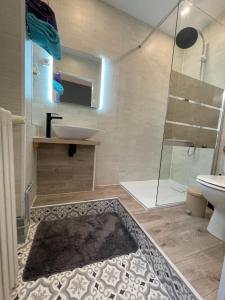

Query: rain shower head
[175,26,207,80]
[176,27,206,52]
[176,27,199,49]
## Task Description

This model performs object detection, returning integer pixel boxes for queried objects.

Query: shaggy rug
[23,212,138,281]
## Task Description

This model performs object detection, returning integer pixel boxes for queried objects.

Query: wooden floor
[34,185,225,300]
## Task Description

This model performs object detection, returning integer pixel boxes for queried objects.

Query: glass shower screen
[156,1,225,206]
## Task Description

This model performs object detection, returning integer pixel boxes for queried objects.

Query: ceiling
[101,0,179,27]
[101,0,225,35]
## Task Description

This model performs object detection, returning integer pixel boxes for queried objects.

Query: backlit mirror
[54,47,102,108]
[32,44,103,127]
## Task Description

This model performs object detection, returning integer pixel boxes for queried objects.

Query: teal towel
[26,13,61,60]
[53,80,64,95]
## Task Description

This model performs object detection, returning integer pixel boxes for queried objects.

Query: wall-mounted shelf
[33,137,100,147]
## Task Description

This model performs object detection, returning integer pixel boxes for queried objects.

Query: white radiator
[0,108,18,299]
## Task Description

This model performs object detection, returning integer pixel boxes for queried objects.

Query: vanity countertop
[33,137,100,146]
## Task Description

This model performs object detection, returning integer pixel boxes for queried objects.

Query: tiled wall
[33,0,177,185]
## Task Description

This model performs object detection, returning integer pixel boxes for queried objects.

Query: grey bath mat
[23,212,138,281]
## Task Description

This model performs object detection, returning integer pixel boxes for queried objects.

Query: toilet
[197,175,225,241]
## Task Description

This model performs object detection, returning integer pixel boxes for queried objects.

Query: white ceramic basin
[52,124,99,140]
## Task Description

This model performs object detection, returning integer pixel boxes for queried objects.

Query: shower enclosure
[157,0,225,206]
[121,0,225,209]
[120,2,180,208]
[157,70,224,206]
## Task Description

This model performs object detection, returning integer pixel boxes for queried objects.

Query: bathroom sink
[52,124,99,140]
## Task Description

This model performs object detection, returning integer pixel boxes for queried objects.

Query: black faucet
[46,113,63,138]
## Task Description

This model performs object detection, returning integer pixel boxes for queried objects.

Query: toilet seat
[197,175,225,192]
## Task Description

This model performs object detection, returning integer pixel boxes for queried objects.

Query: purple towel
[26,0,57,30]
[53,72,62,83]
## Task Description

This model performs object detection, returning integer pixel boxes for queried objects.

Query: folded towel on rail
[26,13,61,60]
[26,0,58,30]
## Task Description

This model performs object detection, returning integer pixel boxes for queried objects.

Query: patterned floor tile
[12,222,170,300]
[11,199,199,300]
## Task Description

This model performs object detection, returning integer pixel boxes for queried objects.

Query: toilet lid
[197,175,225,190]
